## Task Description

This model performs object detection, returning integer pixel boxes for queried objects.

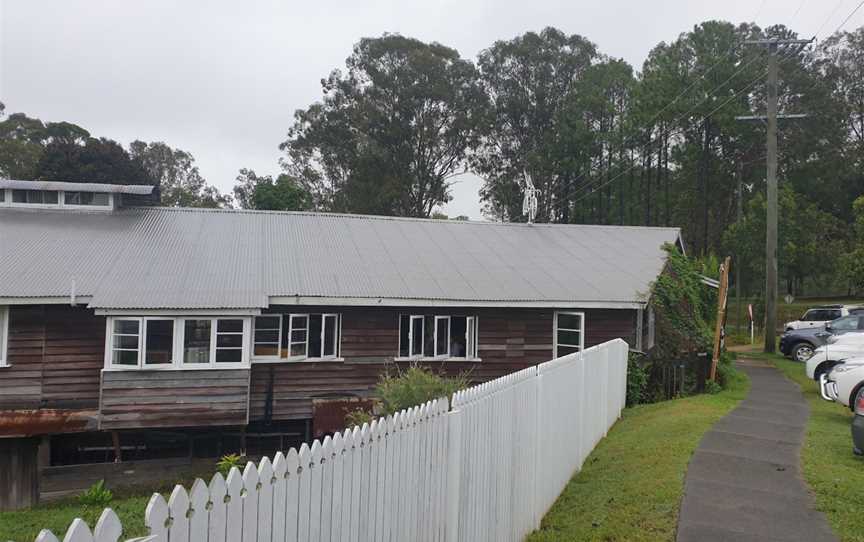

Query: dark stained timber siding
[99,369,251,430]
[0,305,104,411]
[249,306,637,422]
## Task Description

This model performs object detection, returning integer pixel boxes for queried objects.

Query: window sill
[102,365,250,372]
[252,357,345,364]
[393,357,482,363]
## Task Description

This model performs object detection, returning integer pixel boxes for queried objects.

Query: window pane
[322,316,336,357]
[255,315,280,330]
[217,319,243,333]
[557,313,582,330]
[291,329,307,343]
[216,349,242,363]
[254,343,280,357]
[435,318,449,357]
[309,315,322,357]
[467,317,477,358]
[145,320,173,365]
[557,345,580,357]
[557,329,581,347]
[184,320,211,364]
[43,191,58,204]
[91,192,109,205]
[114,335,139,349]
[424,317,434,357]
[411,317,424,357]
[65,192,82,205]
[114,320,139,335]
[217,333,243,348]
[0,190,4,202]
[399,315,409,357]
[451,317,467,357]
[112,350,138,365]
[255,329,279,343]
[290,342,306,357]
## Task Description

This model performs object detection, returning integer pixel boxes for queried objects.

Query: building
[0,179,680,509]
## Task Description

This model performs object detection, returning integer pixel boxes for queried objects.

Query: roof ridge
[125,206,682,231]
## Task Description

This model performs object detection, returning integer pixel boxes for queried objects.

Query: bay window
[106,316,250,369]
[398,314,479,360]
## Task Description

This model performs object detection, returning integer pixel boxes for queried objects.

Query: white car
[822,360,864,409]
[785,306,850,331]
[806,333,864,381]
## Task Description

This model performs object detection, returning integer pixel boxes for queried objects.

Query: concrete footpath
[676,358,837,542]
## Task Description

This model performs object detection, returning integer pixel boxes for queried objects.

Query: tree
[232,168,311,211]
[0,110,90,180]
[129,141,229,207]
[839,196,864,295]
[35,137,151,185]
[281,34,488,217]
[472,27,598,221]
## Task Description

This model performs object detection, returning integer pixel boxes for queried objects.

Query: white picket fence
[32,338,628,542]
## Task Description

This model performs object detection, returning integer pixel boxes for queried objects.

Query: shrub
[344,407,374,428]
[626,353,649,406]
[78,479,113,507]
[376,364,469,415]
[216,453,246,477]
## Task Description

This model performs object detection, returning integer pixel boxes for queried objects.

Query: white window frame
[0,188,113,210]
[434,315,450,358]
[320,313,340,359]
[287,313,310,360]
[252,314,283,360]
[397,313,480,362]
[104,316,251,370]
[0,306,9,367]
[142,317,176,369]
[554,311,585,358]
[265,312,343,363]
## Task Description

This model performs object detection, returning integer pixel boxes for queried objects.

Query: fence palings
[32,339,628,542]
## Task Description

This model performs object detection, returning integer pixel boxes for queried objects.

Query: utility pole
[737,37,811,353]
[736,160,743,334]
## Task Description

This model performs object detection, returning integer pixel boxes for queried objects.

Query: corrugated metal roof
[0,207,679,309]
[0,179,154,194]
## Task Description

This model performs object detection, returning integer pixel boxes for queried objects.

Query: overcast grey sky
[1,0,857,218]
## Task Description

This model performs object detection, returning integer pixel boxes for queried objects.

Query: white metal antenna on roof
[522,170,539,224]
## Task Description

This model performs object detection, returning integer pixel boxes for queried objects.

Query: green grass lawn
[527,367,750,542]
[748,351,864,542]
[0,463,216,542]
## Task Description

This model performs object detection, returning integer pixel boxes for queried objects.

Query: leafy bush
[344,407,374,428]
[216,453,246,477]
[78,479,113,507]
[376,364,469,415]
[626,353,649,406]
[704,379,723,394]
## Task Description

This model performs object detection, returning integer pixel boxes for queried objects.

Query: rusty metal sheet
[0,409,99,437]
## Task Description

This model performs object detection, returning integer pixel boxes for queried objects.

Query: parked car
[821,361,864,408]
[783,305,864,331]
[780,313,864,362]
[803,319,864,378]
[853,387,864,456]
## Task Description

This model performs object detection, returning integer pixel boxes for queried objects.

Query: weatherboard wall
[248,306,636,422]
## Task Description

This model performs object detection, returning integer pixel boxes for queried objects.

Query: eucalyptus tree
[281,34,488,217]
[472,27,598,222]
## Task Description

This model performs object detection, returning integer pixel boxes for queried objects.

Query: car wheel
[850,385,864,413]
[792,342,815,362]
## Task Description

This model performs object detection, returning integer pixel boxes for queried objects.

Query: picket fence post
[444,394,462,542]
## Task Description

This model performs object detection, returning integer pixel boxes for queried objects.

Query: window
[107,316,250,370]
[12,189,58,205]
[0,306,8,367]
[253,315,282,358]
[64,191,110,206]
[398,314,479,360]
[284,313,340,361]
[183,319,212,364]
[216,319,244,363]
[144,319,174,366]
[111,319,141,366]
[554,311,584,358]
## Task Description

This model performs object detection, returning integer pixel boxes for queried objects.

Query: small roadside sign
[784,293,794,304]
